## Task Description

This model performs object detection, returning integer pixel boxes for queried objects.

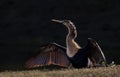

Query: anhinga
[25,19,107,68]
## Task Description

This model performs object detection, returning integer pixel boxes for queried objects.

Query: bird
[25,19,107,68]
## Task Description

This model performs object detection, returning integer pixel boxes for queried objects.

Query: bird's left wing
[25,43,71,68]
[86,38,107,67]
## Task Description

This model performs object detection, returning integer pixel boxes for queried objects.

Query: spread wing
[25,43,71,68]
[86,38,107,67]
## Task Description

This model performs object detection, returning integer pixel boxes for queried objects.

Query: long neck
[66,25,81,57]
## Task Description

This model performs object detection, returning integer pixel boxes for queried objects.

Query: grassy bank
[0,65,119,77]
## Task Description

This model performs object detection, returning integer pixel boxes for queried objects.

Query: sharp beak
[52,19,64,23]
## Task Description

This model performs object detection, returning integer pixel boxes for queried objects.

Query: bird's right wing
[25,43,71,68]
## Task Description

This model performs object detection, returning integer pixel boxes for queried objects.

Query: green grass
[0,65,120,77]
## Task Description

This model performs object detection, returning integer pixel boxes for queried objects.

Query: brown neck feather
[66,23,81,57]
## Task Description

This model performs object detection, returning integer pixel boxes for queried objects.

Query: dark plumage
[69,49,88,68]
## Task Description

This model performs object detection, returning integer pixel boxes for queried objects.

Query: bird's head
[52,19,76,30]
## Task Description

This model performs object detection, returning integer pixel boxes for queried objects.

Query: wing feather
[25,43,71,68]
[87,38,107,67]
